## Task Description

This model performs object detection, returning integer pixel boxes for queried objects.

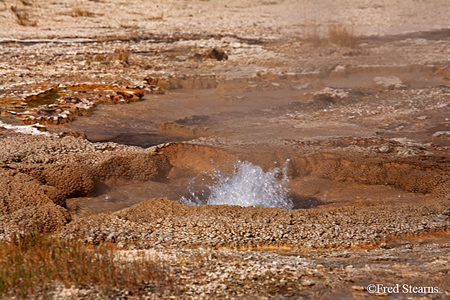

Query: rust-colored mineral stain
[214,245,293,251]
[386,229,450,244]
[1,84,148,126]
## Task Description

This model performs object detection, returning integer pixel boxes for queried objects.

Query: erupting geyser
[180,160,294,210]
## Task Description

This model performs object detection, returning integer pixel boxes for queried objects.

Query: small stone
[117,241,127,249]
[204,48,228,61]
[127,243,137,250]
[301,279,315,286]
[377,144,391,153]
[182,266,193,272]
[344,265,354,272]
[373,76,407,89]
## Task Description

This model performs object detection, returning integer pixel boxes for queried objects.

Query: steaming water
[180,160,294,210]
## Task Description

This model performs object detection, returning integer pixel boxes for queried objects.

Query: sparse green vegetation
[0,232,176,299]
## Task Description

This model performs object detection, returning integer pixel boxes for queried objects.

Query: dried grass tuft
[302,22,324,46]
[72,7,93,17]
[10,5,36,26]
[302,23,360,49]
[328,24,359,48]
[0,232,177,299]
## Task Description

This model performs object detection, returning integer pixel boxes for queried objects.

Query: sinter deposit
[1,0,450,298]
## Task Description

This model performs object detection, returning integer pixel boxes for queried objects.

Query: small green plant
[328,24,359,48]
[0,232,176,299]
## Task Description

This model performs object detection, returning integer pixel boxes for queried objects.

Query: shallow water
[48,86,302,147]
[67,180,189,218]
[66,164,429,219]
[59,68,449,217]
[41,64,450,148]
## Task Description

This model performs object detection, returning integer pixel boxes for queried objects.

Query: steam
[180,160,293,210]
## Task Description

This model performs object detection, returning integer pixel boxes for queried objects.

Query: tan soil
[1,0,450,299]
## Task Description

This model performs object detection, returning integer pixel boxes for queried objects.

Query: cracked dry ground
[1,0,450,299]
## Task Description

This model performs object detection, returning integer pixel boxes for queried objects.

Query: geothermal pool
[56,67,450,218]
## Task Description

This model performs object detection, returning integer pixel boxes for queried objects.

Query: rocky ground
[1,0,450,299]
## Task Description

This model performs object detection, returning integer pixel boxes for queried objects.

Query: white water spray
[180,160,294,210]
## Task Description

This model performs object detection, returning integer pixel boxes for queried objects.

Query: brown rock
[96,152,171,182]
[0,169,70,236]
[0,169,65,215]
[0,203,71,235]
[204,48,228,61]
[58,131,88,139]
[40,165,96,198]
